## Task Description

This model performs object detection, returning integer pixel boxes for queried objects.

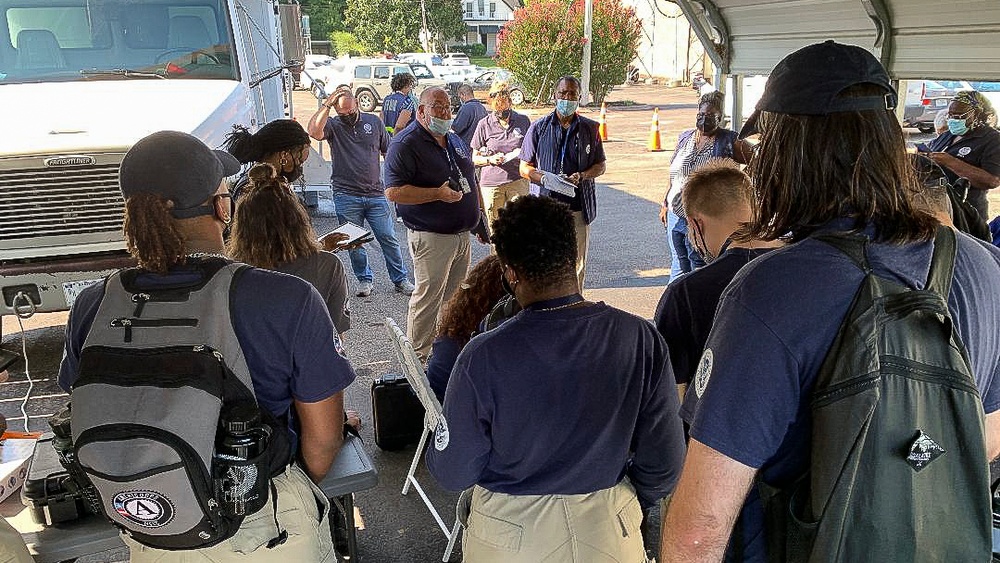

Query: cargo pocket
[615,495,642,539]
[467,509,523,552]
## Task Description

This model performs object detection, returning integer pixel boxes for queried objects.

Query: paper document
[502,148,521,162]
[545,175,577,198]
[319,222,372,245]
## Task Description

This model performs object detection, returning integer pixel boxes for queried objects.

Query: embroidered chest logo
[113,490,175,528]
[363,123,373,134]
[957,146,972,157]
[585,144,592,155]
[694,348,714,399]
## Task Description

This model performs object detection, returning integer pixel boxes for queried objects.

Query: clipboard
[319,222,373,246]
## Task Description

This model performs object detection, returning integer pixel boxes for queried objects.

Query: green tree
[344,0,467,55]
[495,0,641,105]
[300,0,347,39]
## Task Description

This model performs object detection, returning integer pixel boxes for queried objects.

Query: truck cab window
[1,0,237,83]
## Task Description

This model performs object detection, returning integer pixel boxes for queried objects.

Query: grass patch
[470,55,497,68]
[605,100,637,107]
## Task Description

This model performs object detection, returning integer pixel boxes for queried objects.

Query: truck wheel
[510,89,525,106]
[357,90,377,113]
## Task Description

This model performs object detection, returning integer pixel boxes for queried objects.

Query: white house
[460,0,517,55]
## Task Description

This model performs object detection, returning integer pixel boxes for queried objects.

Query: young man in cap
[59,131,353,562]
[660,41,1000,562]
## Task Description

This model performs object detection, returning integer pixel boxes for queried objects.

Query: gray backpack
[70,259,291,550]
[761,227,991,562]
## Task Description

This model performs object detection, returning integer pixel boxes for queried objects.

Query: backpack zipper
[110,317,198,343]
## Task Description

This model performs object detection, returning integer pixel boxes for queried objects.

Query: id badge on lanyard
[444,140,472,194]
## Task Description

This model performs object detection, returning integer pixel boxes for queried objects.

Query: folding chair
[384,318,463,562]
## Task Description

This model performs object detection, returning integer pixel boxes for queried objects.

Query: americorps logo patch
[958,146,972,157]
[363,122,373,134]
[694,348,714,398]
[113,490,175,528]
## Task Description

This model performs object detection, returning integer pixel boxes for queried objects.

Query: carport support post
[580,0,593,106]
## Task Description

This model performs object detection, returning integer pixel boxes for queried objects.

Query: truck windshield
[0,0,237,84]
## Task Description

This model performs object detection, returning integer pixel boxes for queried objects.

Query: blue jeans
[666,211,704,283]
[332,193,409,284]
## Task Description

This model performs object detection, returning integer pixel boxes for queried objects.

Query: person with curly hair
[924,89,1000,219]
[380,72,418,135]
[657,90,748,280]
[427,195,684,563]
[425,255,508,401]
[228,163,351,336]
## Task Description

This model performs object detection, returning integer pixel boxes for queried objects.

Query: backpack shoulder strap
[812,232,872,274]
[925,226,957,300]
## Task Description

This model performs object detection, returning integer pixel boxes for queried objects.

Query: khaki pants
[406,229,472,360]
[461,481,646,563]
[0,517,31,563]
[481,178,531,235]
[573,211,590,290]
[124,465,334,562]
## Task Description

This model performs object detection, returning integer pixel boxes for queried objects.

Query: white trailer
[0,0,294,332]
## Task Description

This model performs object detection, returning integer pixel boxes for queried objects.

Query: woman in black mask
[223,118,311,200]
[658,91,744,278]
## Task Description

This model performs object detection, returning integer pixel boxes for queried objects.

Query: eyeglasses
[555,93,580,101]
[423,103,451,112]
[214,193,234,219]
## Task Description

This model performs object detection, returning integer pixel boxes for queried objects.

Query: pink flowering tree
[496,0,642,105]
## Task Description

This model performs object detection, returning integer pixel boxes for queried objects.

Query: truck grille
[0,164,123,242]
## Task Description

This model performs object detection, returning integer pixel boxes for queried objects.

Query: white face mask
[428,116,453,136]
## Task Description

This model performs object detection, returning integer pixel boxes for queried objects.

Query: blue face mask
[555,99,579,118]
[428,116,453,136]
[947,118,970,136]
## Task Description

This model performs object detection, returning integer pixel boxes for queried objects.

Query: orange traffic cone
[598,103,608,141]
[648,107,663,152]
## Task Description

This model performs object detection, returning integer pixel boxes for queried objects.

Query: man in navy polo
[384,87,486,360]
[519,75,606,288]
[452,84,487,148]
[307,88,414,298]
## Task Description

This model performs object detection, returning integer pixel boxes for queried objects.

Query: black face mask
[495,109,511,120]
[340,111,360,126]
[281,155,304,183]
[696,114,719,134]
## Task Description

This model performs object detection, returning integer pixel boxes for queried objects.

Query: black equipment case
[20,433,91,525]
[370,374,425,451]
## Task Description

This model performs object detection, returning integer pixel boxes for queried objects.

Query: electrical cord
[12,292,37,433]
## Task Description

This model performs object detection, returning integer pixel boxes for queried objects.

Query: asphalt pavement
[0,83,990,562]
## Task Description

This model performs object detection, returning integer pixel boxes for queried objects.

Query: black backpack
[948,178,992,243]
[760,227,991,562]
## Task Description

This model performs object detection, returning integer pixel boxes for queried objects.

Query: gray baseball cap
[119,131,241,218]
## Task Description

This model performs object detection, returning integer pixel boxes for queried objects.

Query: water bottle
[48,405,102,514]
[213,404,271,516]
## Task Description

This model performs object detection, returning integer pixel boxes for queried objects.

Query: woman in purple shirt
[471,81,533,234]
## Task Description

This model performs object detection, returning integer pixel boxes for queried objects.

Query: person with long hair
[923,89,1000,219]
[657,90,745,279]
[58,131,353,562]
[425,255,507,401]
[660,41,1000,563]
[427,195,684,562]
[228,163,351,336]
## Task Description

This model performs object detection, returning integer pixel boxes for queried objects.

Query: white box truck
[0,0,295,334]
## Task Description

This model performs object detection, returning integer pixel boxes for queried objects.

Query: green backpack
[761,227,992,562]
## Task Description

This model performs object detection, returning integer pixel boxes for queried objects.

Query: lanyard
[555,119,575,175]
[441,137,461,180]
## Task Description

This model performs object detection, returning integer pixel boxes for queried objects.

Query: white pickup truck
[0,0,293,335]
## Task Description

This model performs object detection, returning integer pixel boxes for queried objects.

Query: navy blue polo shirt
[382,92,415,133]
[687,224,1000,561]
[426,299,687,509]
[322,113,390,197]
[383,121,481,234]
[521,112,605,218]
[58,260,356,449]
[928,125,1000,184]
[452,99,488,148]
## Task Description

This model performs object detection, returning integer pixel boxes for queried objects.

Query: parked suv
[441,53,471,66]
[341,59,459,113]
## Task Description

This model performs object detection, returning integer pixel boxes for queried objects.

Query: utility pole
[420,0,431,52]
[580,0,593,105]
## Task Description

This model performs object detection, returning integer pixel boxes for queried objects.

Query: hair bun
[247,162,278,184]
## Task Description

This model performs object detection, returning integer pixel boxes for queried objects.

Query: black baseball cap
[739,40,897,139]
[120,131,241,219]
